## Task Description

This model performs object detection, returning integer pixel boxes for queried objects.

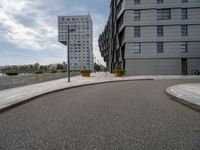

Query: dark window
[134,10,140,21]
[157,9,171,20]
[182,0,188,3]
[181,58,188,75]
[133,43,141,53]
[134,26,140,37]
[157,26,164,37]
[181,42,188,52]
[134,0,140,4]
[181,8,188,20]
[181,25,188,36]
[157,42,164,53]
[157,0,163,4]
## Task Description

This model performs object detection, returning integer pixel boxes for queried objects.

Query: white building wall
[58,15,94,71]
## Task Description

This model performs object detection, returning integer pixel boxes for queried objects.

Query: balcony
[116,0,125,19]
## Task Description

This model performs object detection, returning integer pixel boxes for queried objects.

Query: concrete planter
[81,72,91,77]
[115,72,123,77]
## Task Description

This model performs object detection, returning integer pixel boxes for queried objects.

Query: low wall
[0,73,80,90]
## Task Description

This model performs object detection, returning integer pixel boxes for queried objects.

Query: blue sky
[0,0,109,66]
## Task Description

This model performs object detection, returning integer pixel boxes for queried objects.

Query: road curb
[165,87,200,112]
[0,78,153,113]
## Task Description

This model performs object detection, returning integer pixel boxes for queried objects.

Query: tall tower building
[58,15,94,71]
[99,0,200,75]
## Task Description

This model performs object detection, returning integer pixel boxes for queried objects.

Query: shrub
[61,70,67,73]
[34,70,43,74]
[114,66,125,75]
[50,70,58,73]
[4,69,19,76]
[5,72,19,76]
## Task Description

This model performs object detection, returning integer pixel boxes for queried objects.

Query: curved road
[0,79,200,150]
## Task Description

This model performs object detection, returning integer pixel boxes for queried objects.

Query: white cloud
[0,0,61,51]
[0,0,108,65]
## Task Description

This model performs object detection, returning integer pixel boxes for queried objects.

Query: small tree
[56,64,64,70]
[94,63,101,72]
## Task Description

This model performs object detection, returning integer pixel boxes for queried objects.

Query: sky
[0,0,109,66]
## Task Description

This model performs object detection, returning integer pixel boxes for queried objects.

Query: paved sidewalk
[0,72,200,111]
[166,83,200,112]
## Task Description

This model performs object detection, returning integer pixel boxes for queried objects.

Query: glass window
[134,26,140,37]
[181,42,188,52]
[157,42,164,53]
[157,26,164,37]
[157,9,171,20]
[134,10,140,21]
[181,8,188,20]
[182,0,188,3]
[134,0,140,4]
[157,0,163,4]
[181,25,188,36]
[133,43,141,53]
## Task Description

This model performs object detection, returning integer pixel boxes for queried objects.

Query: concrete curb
[0,78,153,113]
[165,87,200,112]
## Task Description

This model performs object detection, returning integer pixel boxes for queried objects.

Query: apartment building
[99,0,200,75]
[58,15,94,71]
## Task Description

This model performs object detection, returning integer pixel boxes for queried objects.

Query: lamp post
[94,56,97,74]
[67,25,75,82]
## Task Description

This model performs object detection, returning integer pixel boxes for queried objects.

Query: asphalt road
[0,79,200,150]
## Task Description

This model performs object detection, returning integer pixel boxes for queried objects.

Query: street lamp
[67,25,75,82]
[94,56,97,74]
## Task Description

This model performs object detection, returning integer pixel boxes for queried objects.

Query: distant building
[99,0,200,75]
[58,15,94,71]
[0,66,3,72]
[62,62,67,70]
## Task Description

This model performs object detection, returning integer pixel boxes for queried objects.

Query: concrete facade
[99,0,200,75]
[58,15,94,71]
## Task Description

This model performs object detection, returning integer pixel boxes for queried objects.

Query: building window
[134,10,140,21]
[157,26,164,37]
[181,25,188,36]
[134,0,140,4]
[181,8,188,20]
[157,42,164,53]
[181,42,188,52]
[133,43,141,53]
[182,0,188,3]
[134,26,140,37]
[157,9,171,20]
[157,0,163,4]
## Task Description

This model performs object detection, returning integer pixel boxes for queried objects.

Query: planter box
[115,72,123,77]
[81,72,91,77]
